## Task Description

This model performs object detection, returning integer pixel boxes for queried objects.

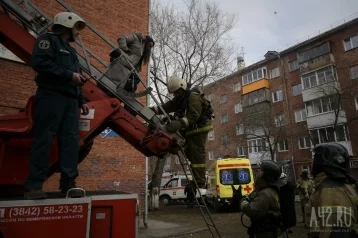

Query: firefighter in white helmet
[151,76,214,188]
[24,12,89,200]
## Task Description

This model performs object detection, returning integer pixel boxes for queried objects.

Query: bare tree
[242,108,288,162]
[148,0,238,195]
[150,0,237,102]
[307,79,358,146]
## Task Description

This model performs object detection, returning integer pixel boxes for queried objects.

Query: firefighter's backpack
[270,179,297,229]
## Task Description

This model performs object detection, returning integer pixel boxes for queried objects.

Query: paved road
[140,202,308,238]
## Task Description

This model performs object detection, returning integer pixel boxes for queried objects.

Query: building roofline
[204,16,358,89]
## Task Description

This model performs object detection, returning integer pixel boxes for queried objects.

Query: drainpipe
[276,52,296,181]
[144,0,152,229]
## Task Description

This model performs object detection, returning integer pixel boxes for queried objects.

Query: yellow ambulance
[206,157,255,212]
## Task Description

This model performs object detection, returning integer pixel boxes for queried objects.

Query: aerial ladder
[0,0,222,237]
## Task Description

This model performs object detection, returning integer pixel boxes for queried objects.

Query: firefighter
[184,179,196,208]
[151,76,214,188]
[296,169,314,223]
[24,12,89,199]
[239,160,283,238]
[305,142,358,237]
[108,32,154,93]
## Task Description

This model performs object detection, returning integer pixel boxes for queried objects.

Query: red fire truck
[0,0,187,237]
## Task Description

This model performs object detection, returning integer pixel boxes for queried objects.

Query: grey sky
[157,0,358,66]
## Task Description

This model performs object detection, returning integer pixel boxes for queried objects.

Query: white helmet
[280,173,287,179]
[53,12,86,30]
[167,76,187,94]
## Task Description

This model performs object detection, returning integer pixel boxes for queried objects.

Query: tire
[160,195,171,206]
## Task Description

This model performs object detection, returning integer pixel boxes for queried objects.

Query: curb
[162,228,209,238]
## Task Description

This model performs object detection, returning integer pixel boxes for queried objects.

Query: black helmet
[259,160,281,183]
[301,169,309,178]
[313,142,350,173]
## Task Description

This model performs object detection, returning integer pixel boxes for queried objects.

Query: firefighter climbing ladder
[0,0,222,237]
[177,149,222,238]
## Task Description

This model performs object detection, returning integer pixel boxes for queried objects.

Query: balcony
[243,101,271,116]
[306,110,347,129]
[242,78,269,95]
[300,53,335,74]
[302,80,341,102]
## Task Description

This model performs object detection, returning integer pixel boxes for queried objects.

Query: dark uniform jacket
[31,32,86,105]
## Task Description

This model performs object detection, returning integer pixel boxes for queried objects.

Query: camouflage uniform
[296,174,315,222]
[153,87,213,186]
[240,161,284,238]
[305,142,358,238]
[305,172,358,238]
[241,178,283,238]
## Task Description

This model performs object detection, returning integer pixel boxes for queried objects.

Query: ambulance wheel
[160,195,171,206]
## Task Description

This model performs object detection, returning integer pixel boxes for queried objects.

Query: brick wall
[204,19,358,180]
[0,0,149,207]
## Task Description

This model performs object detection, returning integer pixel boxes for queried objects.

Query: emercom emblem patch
[38,40,50,49]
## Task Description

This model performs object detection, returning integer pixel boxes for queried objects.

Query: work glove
[166,120,183,133]
[239,195,252,212]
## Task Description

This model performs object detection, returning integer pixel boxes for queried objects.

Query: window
[234,103,242,113]
[309,125,349,144]
[220,114,228,124]
[166,179,178,188]
[237,146,245,156]
[355,97,358,110]
[275,114,285,127]
[243,88,270,107]
[270,67,280,79]
[242,67,267,85]
[248,138,265,153]
[295,109,307,122]
[206,94,213,101]
[299,136,311,149]
[272,90,283,103]
[302,66,334,89]
[208,130,215,140]
[219,168,251,185]
[305,96,338,117]
[220,94,227,104]
[236,124,244,135]
[298,42,330,63]
[233,83,241,92]
[208,151,214,160]
[292,84,302,96]
[222,134,228,145]
[289,59,299,72]
[350,65,358,79]
[343,35,358,51]
[278,139,289,152]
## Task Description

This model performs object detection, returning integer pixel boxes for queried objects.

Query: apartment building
[203,17,358,180]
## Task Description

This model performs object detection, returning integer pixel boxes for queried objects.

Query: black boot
[24,189,47,200]
[60,181,84,198]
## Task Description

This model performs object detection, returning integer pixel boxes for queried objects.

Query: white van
[159,175,207,206]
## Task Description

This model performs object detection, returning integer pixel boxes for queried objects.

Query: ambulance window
[181,178,188,185]
[167,179,178,187]
[220,168,251,185]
